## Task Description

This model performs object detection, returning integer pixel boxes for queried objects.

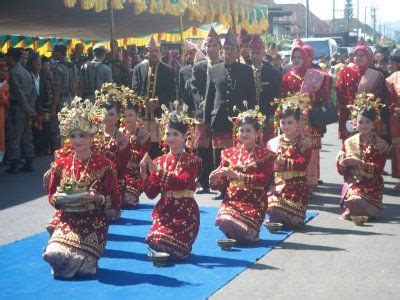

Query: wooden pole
[110,0,116,60]
[180,14,184,56]
[230,2,237,34]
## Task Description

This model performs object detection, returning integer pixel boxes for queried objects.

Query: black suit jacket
[132,61,175,117]
[178,65,193,106]
[189,60,208,120]
[204,62,256,132]
[257,61,282,117]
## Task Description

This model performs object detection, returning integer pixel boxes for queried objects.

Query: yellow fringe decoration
[148,0,164,14]
[163,0,187,16]
[128,0,148,14]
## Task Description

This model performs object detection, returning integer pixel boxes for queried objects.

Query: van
[302,38,338,61]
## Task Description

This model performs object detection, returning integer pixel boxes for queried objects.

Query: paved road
[0,124,399,299]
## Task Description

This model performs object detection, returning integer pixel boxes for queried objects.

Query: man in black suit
[204,27,256,199]
[249,34,282,143]
[189,27,222,194]
[132,36,175,158]
[237,28,252,65]
[178,40,197,106]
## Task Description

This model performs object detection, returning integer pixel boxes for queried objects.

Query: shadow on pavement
[0,156,51,210]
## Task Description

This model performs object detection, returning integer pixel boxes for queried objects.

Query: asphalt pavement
[0,123,399,299]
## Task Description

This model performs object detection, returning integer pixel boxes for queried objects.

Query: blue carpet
[0,204,318,299]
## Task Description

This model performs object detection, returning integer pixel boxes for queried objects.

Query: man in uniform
[237,28,252,65]
[189,27,222,194]
[204,28,256,199]
[50,44,78,149]
[249,34,281,143]
[132,36,175,158]
[5,48,36,173]
[178,40,197,106]
[78,44,113,101]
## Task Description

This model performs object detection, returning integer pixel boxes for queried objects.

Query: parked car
[302,38,339,61]
[338,47,351,57]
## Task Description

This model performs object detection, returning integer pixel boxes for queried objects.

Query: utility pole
[356,0,359,39]
[305,0,310,37]
[332,0,336,33]
[364,6,367,38]
[371,7,377,42]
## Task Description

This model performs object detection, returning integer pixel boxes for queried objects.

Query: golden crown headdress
[271,92,311,135]
[156,101,197,151]
[58,97,107,137]
[228,101,266,145]
[348,93,383,121]
[95,83,144,112]
[229,101,266,127]
[272,92,311,113]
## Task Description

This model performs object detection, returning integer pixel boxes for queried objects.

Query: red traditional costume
[337,134,388,219]
[143,152,201,259]
[211,145,274,242]
[280,45,331,188]
[143,104,201,259]
[267,135,312,228]
[120,125,151,206]
[43,98,121,279]
[93,84,133,210]
[336,45,385,142]
[385,72,400,182]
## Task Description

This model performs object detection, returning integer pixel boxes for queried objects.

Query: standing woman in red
[140,104,201,260]
[267,95,312,228]
[280,43,331,189]
[280,45,308,97]
[209,106,274,243]
[43,98,121,279]
[119,95,151,207]
[336,45,385,143]
[386,71,400,190]
[94,84,129,219]
[337,95,388,220]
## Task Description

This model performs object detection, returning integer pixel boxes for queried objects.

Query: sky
[274,0,400,23]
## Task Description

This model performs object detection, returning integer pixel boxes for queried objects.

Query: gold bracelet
[98,195,106,206]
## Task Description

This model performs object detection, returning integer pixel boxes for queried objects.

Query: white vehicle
[302,38,339,61]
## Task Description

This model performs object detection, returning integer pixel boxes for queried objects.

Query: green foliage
[260,33,292,50]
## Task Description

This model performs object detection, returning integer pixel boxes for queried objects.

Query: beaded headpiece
[348,93,383,121]
[58,97,107,137]
[95,83,145,113]
[229,101,266,144]
[156,101,197,152]
[272,92,311,135]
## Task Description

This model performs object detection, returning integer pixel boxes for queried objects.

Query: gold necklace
[163,152,183,175]
[70,152,92,185]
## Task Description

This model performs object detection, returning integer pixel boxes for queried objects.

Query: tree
[344,0,354,19]
[344,0,354,32]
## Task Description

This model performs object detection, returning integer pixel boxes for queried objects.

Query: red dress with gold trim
[337,134,387,218]
[267,135,311,227]
[211,145,274,241]
[280,69,330,188]
[46,151,121,259]
[120,126,151,205]
[336,67,384,141]
[143,152,201,258]
[94,132,130,195]
[386,72,400,179]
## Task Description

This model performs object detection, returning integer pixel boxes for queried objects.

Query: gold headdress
[156,101,196,152]
[229,101,266,145]
[272,92,311,135]
[58,97,107,137]
[347,93,383,121]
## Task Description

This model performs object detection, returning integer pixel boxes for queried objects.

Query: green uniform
[50,59,78,148]
[7,63,36,160]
